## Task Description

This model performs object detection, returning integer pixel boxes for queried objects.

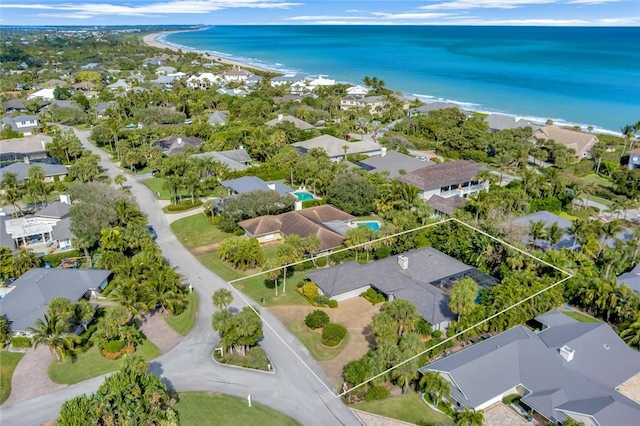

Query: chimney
[23,156,30,165]
[267,183,276,191]
[381,147,387,157]
[294,200,302,211]
[398,255,409,270]
[559,345,575,362]
[59,194,71,204]
[277,113,283,121]
[177,137,183,144]
[388,292,395,302]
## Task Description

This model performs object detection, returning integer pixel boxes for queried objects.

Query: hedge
[102,339,125,354]
[328,299,338,309]
[322,323,347,347]
[11,337,32,348]
[361,288,385,304]
[305,310,330,330]
[364,385,390,402]
[41,250,83,268]
[166,199,202,212]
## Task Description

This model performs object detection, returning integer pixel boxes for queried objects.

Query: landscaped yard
[171,214,231,248]
[143,177,186,200]
[355,391,454,425]
[286,320,349,361]
[174,392,301,426]
[165,292,198,336]
[48,340,161,385]
[588,195,614,207]
[0,351,25,404]
[581,173,614,188]
[563,310,601,323]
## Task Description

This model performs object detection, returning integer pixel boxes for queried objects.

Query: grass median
[0,351,25,404]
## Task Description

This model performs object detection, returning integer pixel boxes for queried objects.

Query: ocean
[165,26,640,134]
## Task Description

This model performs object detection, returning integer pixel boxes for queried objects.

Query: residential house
[3,99,29,113]
[618,264,640,293]
[186,73,222,89]
[238,204,355,251]
[0,268,112,335]
[307,247,498,329]
[484,114,537,132]
[292,134,382,162]
[628,148,640,170]
[128,73,145,84]
[2,115,40,136]
[81,62,100,70]
[221,176,293,196]
[27,88,55,101]
[152,136,204,155]
[340,95,386,113]
[504,210,577,251]
[307,76,335,89]
[270,74,307,87]
[354,149,432,179]
[207,111,228,126]
[0,161,68,184]
[530,125,599,160]
[246,75,263,87]
[273,93,315,104]
[346,85,370,98]
[419,310,640,426]
[407,102,468,117]
[3,195,75,252]
[71,81,96,91]
[398,160,488,200]
[41,79,67,88]
[142,58,163,67]
[221,67,251,82]
[106,79,131,92]
[95,101,116,119]
[216,88,248,97]
[151,75,178,90]
[193,148,251,172]
[265,114,314,131]
[427,195,466,216]
[155,66,177,75]
[0,134,51,163]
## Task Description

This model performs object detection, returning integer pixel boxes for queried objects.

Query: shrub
[302,282,319,299]
[415,318,433,337]
[364,385,390,402]
[322,322,347,346]
[315,295,330,306]
[361,288,385,304]
[41,250,83,268]
[374,245,390,260]
[431,330,442,339]
[305,310,330,330]
[296,281,305,289]
[102,339,125,354]
[328,299,338,309]
[315,256,327,267]
[302,198,327,208]
[166,199,202,212]
[11,336,32,348]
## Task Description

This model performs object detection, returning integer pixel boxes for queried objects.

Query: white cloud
[450,17,591,24]
[0,1,302,19]
[370,12,453,19]
[420,0,557,10]
[566,0,620,3]
[285,14,370,21]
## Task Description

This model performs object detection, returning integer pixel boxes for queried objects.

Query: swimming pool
[356,221,381,232]
[293,191,314,202]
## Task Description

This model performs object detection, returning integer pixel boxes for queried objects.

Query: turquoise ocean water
[165,26,640,133]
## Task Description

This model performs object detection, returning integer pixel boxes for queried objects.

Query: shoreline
[142,31,622,136]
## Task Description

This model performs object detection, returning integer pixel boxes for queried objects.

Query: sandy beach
[142,31,268,71]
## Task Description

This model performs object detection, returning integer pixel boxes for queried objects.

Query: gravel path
[139,311,183,354]
[3,346,65,407]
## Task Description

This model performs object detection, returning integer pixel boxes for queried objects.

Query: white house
[1,115,40,136]
[398,160,488,200]
[27,88,55,101]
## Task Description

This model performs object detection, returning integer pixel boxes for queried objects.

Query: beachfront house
[628,148,640,170]
[292,134,382,162]
[238,204,355,252]
[419,310,640,426]
[406,102,468,117]
[0,268,112,336]
[346,85,370,98]
[340,95,387,113]
[270,74,306,87]
[484,114,537,133]
[398,160,488,201]
[222,67,251,82]
[307,247,498,330]
[265,114,314,131]
[530,125,598,160]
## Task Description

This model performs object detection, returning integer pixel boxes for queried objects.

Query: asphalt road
[0,129,361,426]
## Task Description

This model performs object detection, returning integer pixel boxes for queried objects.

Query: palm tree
[212,288,233,310]
[27,165,48,208]
[12,248,41,275]
[455,408,484,426]
[546,222,563,249]
[448,278,477,317]
[393,332,423,394]
[47,297,74,321]
[109,279,150,319]
[28,314,80,362]
[495,153,513,186]
[0,172,24,217]
[620,321,640,348]
[380,299,419,337]
[620,124,634,154]
[419,371,450,405]
[528,220,547,246]
[114,174,127,189]
[73,300,95,331]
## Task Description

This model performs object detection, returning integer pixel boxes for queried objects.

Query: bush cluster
[166,199,202,212]
[322,323,347,347]
[305,310,330,330]
[361,288,386,304]
[41,250,83,268]
[364,385,390,402]
[11,336,32,348]
[101,339,135,360]
[328,299,338,309]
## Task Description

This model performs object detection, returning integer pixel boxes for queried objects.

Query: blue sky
[1,0,638,26]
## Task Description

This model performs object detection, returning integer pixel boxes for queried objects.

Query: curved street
[0,129,361,426]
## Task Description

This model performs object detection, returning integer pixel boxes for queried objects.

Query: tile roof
[398,160,485,191]
[265,114,314,130]
[238,205,355,252]
[532,125,598,156]
[420,310,640,425]
[427,194,466,215]
[0,268,111,331]
[292,134,381,158]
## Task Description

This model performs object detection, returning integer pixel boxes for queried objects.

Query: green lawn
[355,392,454,425]
[174,392,301,426]
[143,177,188,200]
[0,351,25,404]
[165,292,198,336]
[588,195,614,207]
[171,214,232,248]
[286,320,349,361]
[563,310,601,323]
[123,165,154,175]
[558,212,578,221]
[581,173,615,189]
[199,251,244,282]
[48,340,161,385]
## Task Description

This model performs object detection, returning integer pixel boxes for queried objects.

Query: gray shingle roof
[0,268,111,331]
[484,114,535,131]
[221,176,292,196]
[618,264,640,293]
[152,136,204,155]
[505,211,577,250]
[35,201,71,219]
[355,151,429,178]
[307,247,485,326]
[265,115,314,131]
[0,162,68,182]
[207,111,228,125]
[427,194,466,216]
[420,310,640,425]
[292,134,381,159]
[193,150,249,172]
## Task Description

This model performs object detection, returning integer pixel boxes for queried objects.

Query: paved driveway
[0,129,361,426]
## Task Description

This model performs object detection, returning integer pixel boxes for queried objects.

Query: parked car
[146,225,157,240]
